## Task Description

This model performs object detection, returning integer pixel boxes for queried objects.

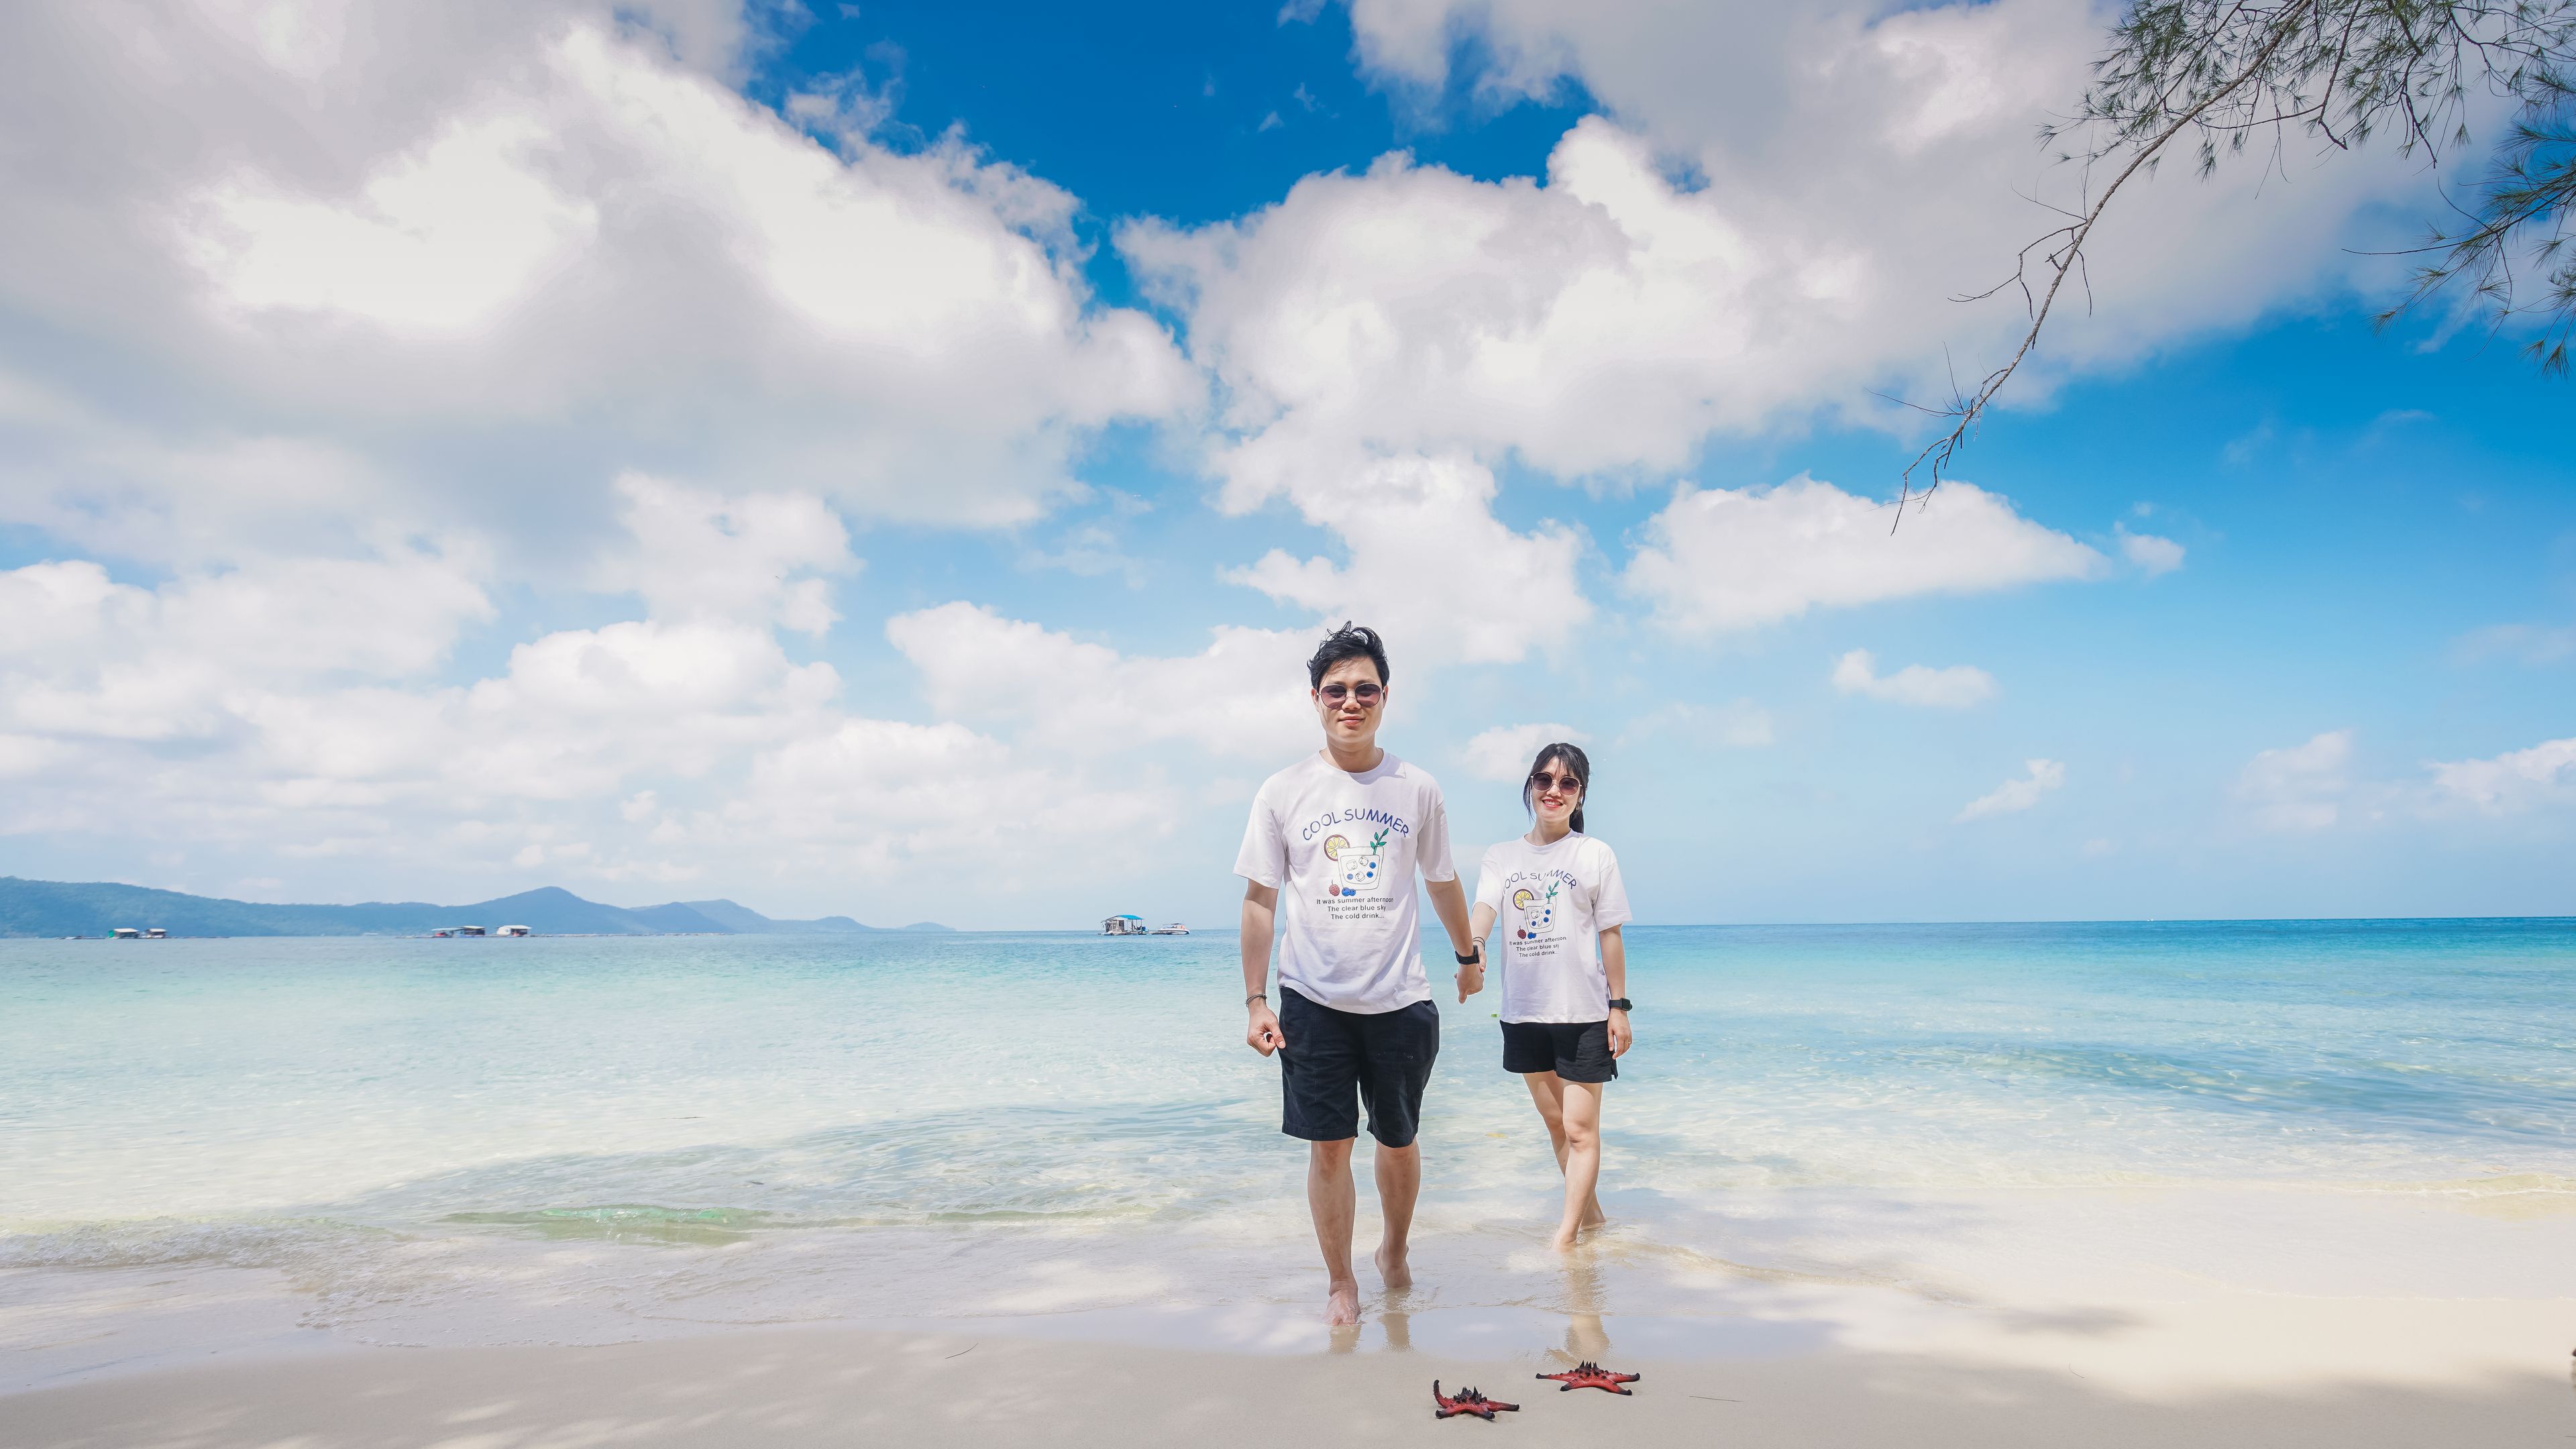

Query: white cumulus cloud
[886,603,1318,761]
[1831,649,1995,708]
[1218,453,1592,665]
[2428,737,2576,814]
[1957,758,2065,821]
[2234,730,2355,833]
[0,3,1195,560]
[1461,722,1591,782]
[1625,476,2104,635]
[590,474,853,635]
[1328,0,2443,420]
[0,528,1165,915]
[2118,527,2187,577]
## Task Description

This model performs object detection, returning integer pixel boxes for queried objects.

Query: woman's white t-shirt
[1474,833,1631,1023]
[1234,751,1456,1014]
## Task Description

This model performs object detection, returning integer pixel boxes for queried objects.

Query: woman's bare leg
[1550,1079,1604,1250]
[1522,1072,1604,1234]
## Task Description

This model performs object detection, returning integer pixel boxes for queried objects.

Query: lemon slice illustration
[1322,834,1348,860]
[1511,888,1535,909]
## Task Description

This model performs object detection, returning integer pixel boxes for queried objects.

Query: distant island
[0,877,953,938]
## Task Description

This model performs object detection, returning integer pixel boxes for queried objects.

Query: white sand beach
[9,1181,2575,1446]
[6,1315,2571,1449]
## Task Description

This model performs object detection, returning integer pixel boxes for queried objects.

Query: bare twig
[1900,8,2308,513]
[1898,0,2576,514]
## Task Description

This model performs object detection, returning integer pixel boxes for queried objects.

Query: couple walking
[1235,623,1632,1326]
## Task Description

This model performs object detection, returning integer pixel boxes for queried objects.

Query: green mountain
[0,877,938,938]
[676,899,875,934]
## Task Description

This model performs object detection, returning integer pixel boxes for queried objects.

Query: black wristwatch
[1607,998,1633,1012]
[1455,947,1482,965]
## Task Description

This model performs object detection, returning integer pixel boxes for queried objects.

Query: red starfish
[1536,1360,1641,1394]
[1432,1381,1521,1420]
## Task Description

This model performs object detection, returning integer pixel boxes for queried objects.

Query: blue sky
[0,0,2567,926]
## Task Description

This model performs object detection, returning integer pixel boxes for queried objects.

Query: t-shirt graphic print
[1324,826,1389,896]
[1474,833,1631,1024]
[1235,751,1456,1014]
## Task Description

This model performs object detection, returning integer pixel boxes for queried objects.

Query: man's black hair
[1306,621,1390,689]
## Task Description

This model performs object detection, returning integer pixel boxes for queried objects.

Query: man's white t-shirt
[1474,833,1632,1023]
[1234,751,1456,1014]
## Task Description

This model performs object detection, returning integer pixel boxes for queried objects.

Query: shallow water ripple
[3,920,2571,1336]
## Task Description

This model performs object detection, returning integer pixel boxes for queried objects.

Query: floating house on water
[111,927,140,939]
[146,928,167,938]
[1101,914,1146,936]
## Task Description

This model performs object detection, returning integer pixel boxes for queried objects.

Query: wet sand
[5,1318,2572,1449]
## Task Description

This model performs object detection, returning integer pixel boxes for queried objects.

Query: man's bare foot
[1326,1277,1361,1326]
[1373,1243,1412,1291]
[1580,1202,1607,1228]
[1550,1224,1583,1252]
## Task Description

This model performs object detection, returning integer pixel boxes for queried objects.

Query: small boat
[1150,922,1189,935]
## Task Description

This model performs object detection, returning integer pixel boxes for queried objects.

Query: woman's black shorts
[1277,986,1440,1147]
[1500,1019,1617,1083]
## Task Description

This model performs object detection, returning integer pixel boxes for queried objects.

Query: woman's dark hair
[1522,742,1591,835]
[1306,621,1390,688]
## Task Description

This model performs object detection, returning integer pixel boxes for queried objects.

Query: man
[1236,623,1482,1326]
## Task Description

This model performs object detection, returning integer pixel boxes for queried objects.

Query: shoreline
[5,1322,2571,1448]
[11,1181,2576,1391]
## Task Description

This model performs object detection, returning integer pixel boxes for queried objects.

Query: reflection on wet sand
[1554,1252,1611,1364]
[1381,1285,1413,1351]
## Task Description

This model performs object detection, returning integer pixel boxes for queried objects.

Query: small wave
[441,1204,773,1244]
[0,1216,380,1273]
[2339,1173,2576,1218]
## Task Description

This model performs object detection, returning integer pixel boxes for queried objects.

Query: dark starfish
[1536,1360,1641,1394]
[1432,1381,1521,1420]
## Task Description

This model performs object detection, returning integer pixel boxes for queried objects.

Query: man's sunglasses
[1529,771,1584,792]
[1318,682,1384,706]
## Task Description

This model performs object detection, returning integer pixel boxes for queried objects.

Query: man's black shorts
[1278,986,1440,1148]
[1500,1019,1617,1083]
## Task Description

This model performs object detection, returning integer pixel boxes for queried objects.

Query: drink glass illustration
[1338,851,1382,890]
[1323,831,1387,894]
[1511,886,1554,936]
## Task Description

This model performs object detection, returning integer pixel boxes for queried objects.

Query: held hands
[1607,1007,1631,1058]
[1246,1000,1286,1057]
[1455,943,1485,1003]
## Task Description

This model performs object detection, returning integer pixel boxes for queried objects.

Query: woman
[1458,743,1633,1250]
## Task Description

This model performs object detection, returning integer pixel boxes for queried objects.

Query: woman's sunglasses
[1529,771,1583,792]
[1317,683,1384,706]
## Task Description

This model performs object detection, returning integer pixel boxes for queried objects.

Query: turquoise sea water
[3,920,2573,1347]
